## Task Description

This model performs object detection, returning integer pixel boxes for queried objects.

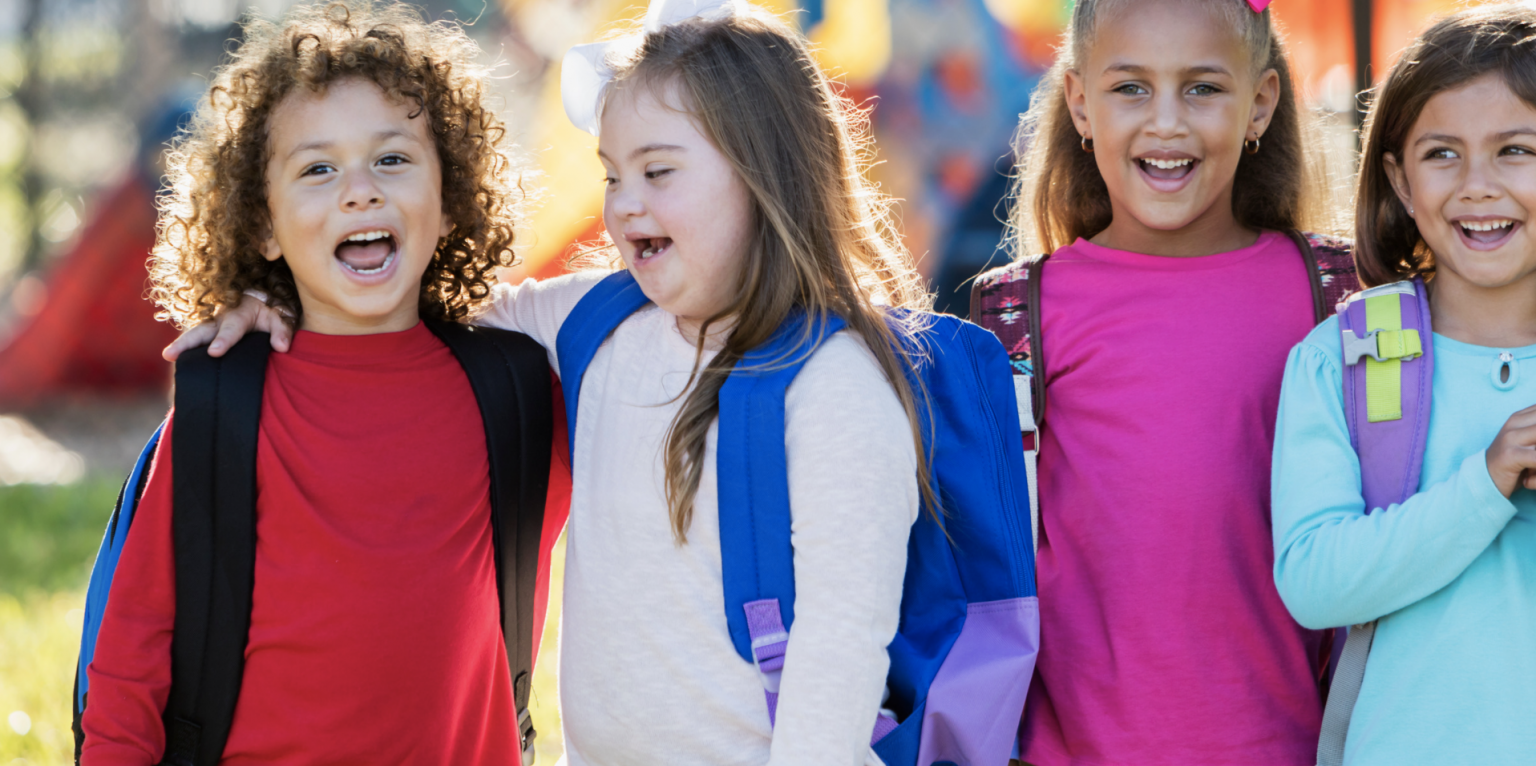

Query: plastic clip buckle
[1342,329,1385,366]
[518,707,536,765]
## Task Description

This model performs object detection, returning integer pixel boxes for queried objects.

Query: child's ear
[1064,69,1092,143]
[1248,68,1281,139]
[1382,152,1414,216]
[439,211,453,239]
[260,230,283,262]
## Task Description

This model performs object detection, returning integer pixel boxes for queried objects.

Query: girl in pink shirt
[972,1,1358,764]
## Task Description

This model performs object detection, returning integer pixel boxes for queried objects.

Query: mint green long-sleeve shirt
[1272,316,1536,765]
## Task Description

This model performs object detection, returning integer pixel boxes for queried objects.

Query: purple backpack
[1316,277,1434,766]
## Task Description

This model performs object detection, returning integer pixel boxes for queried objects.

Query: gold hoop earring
[1081,136,1094,153]
[1244,138,1261,155]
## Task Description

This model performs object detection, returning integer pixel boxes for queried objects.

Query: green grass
[0,477,566,766]
[0,479,123,597]
[0,478,120,766]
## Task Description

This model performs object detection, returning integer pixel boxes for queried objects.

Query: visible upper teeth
[1143,158,1193,169]
[1461,220,1514,231]
[345,230,391,243]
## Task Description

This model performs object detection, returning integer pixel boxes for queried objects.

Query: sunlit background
[0,0,1475,763]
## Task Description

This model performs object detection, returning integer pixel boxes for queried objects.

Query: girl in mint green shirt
[1272,6,1536,764]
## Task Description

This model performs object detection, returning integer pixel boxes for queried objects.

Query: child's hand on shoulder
[162,296,292,361]
[1486,403,1536,497]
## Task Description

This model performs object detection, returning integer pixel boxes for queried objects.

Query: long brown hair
[1355,3,1536,287]
[150,0,522,329]
[591,5,936,542]
[1008,0,1333,257]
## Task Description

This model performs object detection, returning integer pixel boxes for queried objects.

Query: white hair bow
[560,0,741,135]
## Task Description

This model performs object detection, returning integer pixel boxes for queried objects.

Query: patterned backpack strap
[1288,230,1364,321]
[970,255,1048,553]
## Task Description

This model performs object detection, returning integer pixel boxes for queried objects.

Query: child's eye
[645,168,673,180]
[1188,83,1221,97]
[1424,147,1458,161]
[1501,144,1534,156]
[1112,83,1148,96]
[300,163,334,177]
[377,153,408,167]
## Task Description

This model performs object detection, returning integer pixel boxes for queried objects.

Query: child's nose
[341,173,385,209]
[610,187,645,219]
[1148,91,1188,138]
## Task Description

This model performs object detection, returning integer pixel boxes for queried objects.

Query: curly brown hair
[150,0,521,329]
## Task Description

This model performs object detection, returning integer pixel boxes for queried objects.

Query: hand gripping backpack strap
[715,312,899,745]
[553,271,653,459]
[75,421,165,763]
[161,334,270,766]
[1317,278,1433,766]
[427,320,554,766]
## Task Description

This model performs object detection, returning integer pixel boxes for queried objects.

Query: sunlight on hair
[0,416,84,486]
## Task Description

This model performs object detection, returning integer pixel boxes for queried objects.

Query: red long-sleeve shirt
[81,323,568,765]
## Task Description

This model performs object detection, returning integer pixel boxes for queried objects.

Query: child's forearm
[475,271,611,373]
[1271,345,1518,629]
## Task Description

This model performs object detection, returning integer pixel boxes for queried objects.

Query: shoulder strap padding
[716,311,844,662]
[163,333,270,766]
[425,320,553,731]
[554,271,652,460]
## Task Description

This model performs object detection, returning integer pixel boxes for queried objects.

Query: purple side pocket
[917,596,1040,765]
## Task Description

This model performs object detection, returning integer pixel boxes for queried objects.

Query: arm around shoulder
[474,270,616,372]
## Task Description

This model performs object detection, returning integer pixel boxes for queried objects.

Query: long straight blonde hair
[594,5,936,542]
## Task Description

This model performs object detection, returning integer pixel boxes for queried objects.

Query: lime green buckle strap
[1363,294,1416,423]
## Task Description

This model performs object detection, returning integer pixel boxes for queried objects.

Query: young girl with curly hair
[81,2,560,764]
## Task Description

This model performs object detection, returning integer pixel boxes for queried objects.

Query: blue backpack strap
[74,421,165,759]
[1317,277,1433,766]
[717,312,906,744]
[553,271,652,459]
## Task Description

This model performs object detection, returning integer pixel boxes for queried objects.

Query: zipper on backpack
[958,328,1034,597]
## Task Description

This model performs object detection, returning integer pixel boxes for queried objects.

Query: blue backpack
[555,271,1039,766]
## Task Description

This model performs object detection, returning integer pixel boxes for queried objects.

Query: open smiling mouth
[1138,157,1196,180]
[637,237,673,261]
[335,230,397,275]
[1459,219,1518,245]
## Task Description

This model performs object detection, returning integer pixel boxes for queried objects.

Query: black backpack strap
[426,320,553,765]
[1287,229,1330,324]
[163,333,270,766]
[1026,255,1048,431]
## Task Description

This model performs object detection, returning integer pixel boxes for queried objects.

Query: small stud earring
[1081,136,1094,153]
